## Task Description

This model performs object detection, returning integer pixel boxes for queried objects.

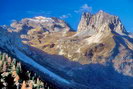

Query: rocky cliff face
[0,12,133,89]
[56,11,132,61]
[55,11,133,76]
[77,10,127,36]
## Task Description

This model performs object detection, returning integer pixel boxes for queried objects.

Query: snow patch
[28,16,54,23]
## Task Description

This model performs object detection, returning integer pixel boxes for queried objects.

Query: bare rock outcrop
[77,10,127,37]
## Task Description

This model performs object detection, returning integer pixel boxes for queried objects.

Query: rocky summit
[0,11,133,89]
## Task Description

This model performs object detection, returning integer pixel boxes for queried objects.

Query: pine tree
[12,58,17,66]
[2,53,5,61]
[16,62,22,74]
[7,57,12,65]
[2,61,7,72]
[0,52,55,89]
[0,54,2,60]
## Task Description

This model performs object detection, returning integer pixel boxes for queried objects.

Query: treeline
[0,52,57,89]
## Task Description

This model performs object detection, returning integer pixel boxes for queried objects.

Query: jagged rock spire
[77,10,128,36]
[77,12,92,32]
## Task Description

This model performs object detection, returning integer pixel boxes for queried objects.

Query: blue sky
[0,0,133,32]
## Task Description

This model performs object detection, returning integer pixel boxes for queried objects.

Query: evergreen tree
[0,52,56,89]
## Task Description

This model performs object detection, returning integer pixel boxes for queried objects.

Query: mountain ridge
[0,10,133,89]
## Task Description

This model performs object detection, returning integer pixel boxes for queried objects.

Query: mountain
[0,11,133,89]
[55,10,133,76]
[10,16,70,33]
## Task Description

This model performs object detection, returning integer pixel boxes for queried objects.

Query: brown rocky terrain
[9,11,133,76]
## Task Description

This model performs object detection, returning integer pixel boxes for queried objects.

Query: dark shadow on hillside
[18,44,133,89]
[70,64,133,89]
[111,31,133,59]
[0,35,133,89]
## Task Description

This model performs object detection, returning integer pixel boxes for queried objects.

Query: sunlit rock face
[10,16,70,33]
[8,16,72,54]
[77,10,127,37]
